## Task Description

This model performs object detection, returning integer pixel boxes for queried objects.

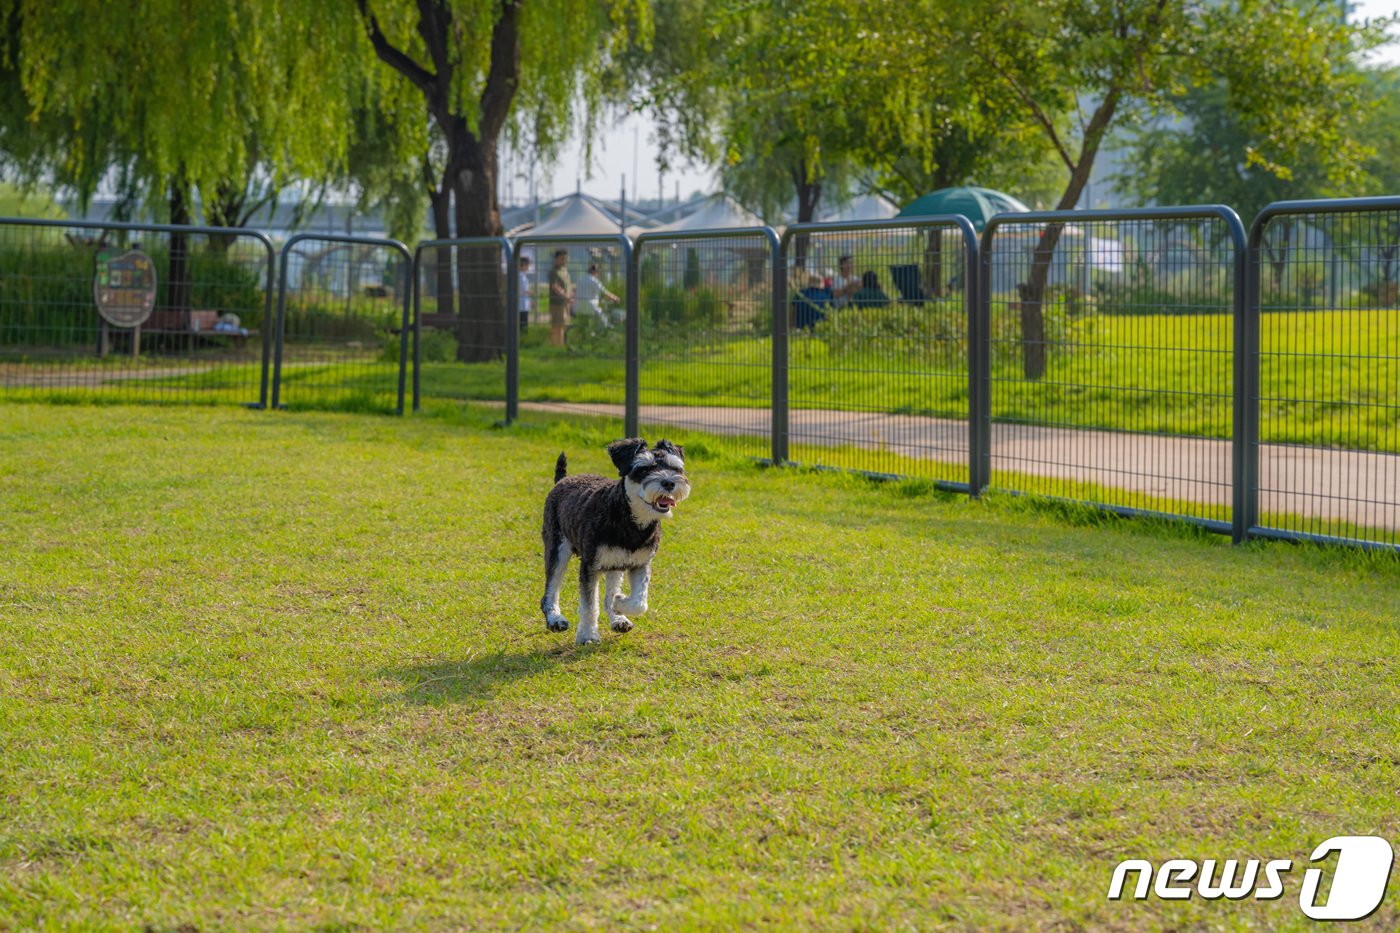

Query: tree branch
[356,0,437,98]
[972,46,1076,174]
[479,0,522,142]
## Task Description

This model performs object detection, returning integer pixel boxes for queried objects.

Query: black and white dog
[540,438,690,644]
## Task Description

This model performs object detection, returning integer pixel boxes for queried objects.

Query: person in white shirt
[575,264,622,327]
[831,254,860,309]
[517,255,533,332]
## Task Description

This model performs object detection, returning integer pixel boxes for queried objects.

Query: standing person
[575,263,622,327]
[832,255,860,308]
[548,249,573,347]
[517,255,533,332]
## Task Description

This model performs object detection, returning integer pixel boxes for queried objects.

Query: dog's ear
[607,437,649,476]
[655,439,685,462]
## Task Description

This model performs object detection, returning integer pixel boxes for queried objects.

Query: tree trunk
[789,162,822,273]
[168,179,193,319]
[450,126,505,363]
[924,230,944,299]
[1018,90,1120,380]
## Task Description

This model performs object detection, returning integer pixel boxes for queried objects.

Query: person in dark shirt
[793,273,832,330]
[851,270,890,309]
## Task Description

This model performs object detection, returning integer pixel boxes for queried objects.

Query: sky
[541,1,1400,206]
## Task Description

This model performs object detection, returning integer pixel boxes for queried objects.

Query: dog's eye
[629,465,650,480]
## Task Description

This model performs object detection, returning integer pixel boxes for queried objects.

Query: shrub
[642,282,726,330]
[811,299,968,364]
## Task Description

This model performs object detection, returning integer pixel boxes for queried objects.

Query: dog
[540,438,691,645]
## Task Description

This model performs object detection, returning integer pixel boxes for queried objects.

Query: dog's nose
[661,479,675,491]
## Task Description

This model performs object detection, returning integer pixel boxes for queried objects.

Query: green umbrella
[897,186,1032,231]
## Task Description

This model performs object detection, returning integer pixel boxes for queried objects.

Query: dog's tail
[554,452,568,484]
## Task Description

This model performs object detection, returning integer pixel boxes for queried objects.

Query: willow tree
[0,0,370,311]
[354,0,647,361]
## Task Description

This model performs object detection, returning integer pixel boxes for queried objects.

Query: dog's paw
[546,616,570,633]
[609,616,633,633]
[576,631,601,646]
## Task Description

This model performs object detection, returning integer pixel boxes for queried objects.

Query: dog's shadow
[383,636,617,705]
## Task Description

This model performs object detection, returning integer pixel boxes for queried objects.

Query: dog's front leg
[604,571,632,633]
[576,564,602,645]
[612,563,651,617]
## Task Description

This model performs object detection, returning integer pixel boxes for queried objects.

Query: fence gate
[1244,197,1400,549]
[0,217,275,407]
[271,234,412,414]
[778,217,978,485]
[511,233,631,433]
[631,227,780,460]
[410,237,513,417]
[980,206,1246,530]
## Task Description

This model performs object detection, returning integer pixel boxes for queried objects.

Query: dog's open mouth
[651,495,677,513]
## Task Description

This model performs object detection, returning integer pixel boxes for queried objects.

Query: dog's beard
[625,473,691,524]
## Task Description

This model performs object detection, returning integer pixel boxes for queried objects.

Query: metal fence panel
[633,227,779,459]
[1246,197,1400,549]
[511,233,631,432]
[0,217,274,407]
[980,207,1246,530]
[271,234,412,414]
[410,237,513,417]
[779,217,978,484]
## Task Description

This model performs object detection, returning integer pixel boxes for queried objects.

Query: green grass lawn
[2,402,1399,929]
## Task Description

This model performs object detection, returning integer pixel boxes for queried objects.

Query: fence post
[772,234,789,464]
[271,243,290,410]
[411,246,423,412]
[1236,216,1263,543]
[505,241,520,424]
[256,241,276,410]
[625,241,640,438]
[395,249,411,416]
[969,221,990,496]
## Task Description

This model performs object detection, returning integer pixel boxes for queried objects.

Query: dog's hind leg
[576,564,602,645]
[541,536,572,633]
[604,571,632,633]
[612,563,651,617]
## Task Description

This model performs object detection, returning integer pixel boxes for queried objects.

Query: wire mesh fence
[512,234,630,431]
[779,218,978,483]
[981,208,1245,529]
[0,218,274,406]
[271,234,411,414]
[410,237,513,418]
[1246,198,1400,547]
[633,228,777,459]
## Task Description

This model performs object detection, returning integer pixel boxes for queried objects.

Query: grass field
[2,401,1399,929]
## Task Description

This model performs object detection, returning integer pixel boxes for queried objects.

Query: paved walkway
[522,401,1400,533]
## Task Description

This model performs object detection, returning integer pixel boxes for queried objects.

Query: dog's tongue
[657,495,677,509]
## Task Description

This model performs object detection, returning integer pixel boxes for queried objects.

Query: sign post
[93,248,157,358]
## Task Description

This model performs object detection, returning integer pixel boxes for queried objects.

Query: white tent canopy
[820,194,899,223]
[523,195,623,238]
[648,194,763,233]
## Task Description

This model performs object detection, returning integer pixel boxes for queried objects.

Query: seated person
[851,271,891,309]
[793,273,832,330]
